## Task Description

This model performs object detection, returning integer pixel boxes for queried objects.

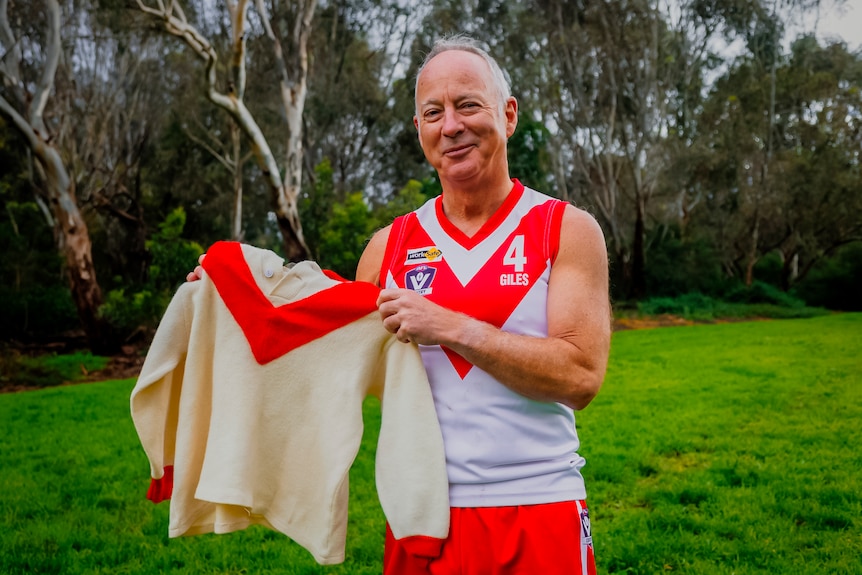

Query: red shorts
[383,500,596,575]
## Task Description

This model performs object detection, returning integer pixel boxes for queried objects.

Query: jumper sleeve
[130,283,194,496]
[373,337,450,556]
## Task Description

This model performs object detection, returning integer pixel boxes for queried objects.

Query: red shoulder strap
[379,213,412,287]
[546,200,568,265]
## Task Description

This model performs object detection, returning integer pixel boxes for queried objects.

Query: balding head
[415,35,511,120]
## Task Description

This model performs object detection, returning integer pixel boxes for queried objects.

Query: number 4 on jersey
[503,235,527,272]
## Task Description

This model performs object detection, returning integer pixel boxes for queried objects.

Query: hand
[377,288,468,346]
[185,254,206,282]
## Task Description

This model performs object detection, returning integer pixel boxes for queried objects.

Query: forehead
[416,50,496,103]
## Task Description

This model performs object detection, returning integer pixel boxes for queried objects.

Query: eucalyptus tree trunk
[137,0,314,261]
[0,0,111,352]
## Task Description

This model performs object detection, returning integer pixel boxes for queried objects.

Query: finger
[381,314,400,334]
[396,327,411,344]
[376,289,400,307]
[198,253,207,265]
[186,265,204,282]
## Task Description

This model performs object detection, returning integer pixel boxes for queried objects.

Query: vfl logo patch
[580,506,592,539]
[405,246,443,264]
[405,265,436,296]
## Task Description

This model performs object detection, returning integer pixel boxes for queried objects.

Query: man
[188,35,610,575]
[355,36,611,575]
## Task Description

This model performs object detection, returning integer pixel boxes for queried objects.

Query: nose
[441,107,463,137]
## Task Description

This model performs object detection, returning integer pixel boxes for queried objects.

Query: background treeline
[1,0,860,353]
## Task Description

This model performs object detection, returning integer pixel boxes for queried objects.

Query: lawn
[1,313,859,574]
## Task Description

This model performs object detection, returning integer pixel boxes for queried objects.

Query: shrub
[98,207,202,337]
[636,289,828,321]
[98,288,170,335]
[637,293,718,320]
[723,281,805,308]
[643,227,729,297]
[145,207,204,292]
[0,285,79,339]
[792,243,862,311]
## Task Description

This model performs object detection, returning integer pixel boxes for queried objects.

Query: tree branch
[0,92,41,150]
[181,122,235,173]
[0,0,23,99]
[226,0,250,101]
[29,0,62,138]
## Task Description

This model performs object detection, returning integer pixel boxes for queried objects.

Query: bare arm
[370,206,611,410]
[355,224,392,286]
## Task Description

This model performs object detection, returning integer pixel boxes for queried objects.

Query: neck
[439,172,513,237]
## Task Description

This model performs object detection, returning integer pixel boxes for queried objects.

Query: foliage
[0,285,80,340]
[635,289,826,321]
[3,0,862,343]
[1,315,860,573]
[0,120,80,339]
[317,192,379,279]
[371,179,433,228]
[722,280,806,308]
[641,225,730,299]
[98,208,202,335]
[792,242,862,311]
[145,207,205,292]
[507,114,553,193]
[304,165,431,279]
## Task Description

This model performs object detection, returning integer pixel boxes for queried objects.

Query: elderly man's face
[414,50,517,186]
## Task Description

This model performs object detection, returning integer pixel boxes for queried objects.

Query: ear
[413,115,425,149]
[505,97,518,138]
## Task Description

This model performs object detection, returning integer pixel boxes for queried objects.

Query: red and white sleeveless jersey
[380,180,588,507]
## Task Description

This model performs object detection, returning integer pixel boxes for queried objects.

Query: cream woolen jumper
[130,241,449,565]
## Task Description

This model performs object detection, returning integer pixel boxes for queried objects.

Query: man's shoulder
[356,224,393,285]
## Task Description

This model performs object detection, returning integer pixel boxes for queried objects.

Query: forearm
[440,312,608,411]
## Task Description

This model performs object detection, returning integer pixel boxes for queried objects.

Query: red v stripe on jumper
[146,243,380,502]
[384,196,567,379]
[202,241,381,365]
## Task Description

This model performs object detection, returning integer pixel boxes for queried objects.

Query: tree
[0,0,111,350]
[765,36,862,287]
[303,0,422,200]
[136,0,316,261]
[695,30,862,290]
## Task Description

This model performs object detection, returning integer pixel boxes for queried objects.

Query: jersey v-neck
[202,241,380,364]
[434,179,525,250]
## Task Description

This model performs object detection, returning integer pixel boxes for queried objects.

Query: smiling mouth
[443,144,474,156]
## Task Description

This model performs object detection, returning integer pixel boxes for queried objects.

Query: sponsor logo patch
[405,265,436,296]
[405,246,443,264]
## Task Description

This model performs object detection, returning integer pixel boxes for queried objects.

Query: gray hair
[414,35,511,118]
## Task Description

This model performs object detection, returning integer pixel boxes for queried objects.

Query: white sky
[794,0,862,51]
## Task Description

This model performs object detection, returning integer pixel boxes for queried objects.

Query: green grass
[0,349,109,389]
[578,312,862,574]
[1,313,860,574]
[0,382,386,574]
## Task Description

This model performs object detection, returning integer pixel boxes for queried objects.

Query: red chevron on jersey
[382,181,567,378]
[203,241,380,364]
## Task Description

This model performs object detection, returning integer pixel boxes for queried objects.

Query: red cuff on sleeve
[396,534,446,559]
[146,465,174,503]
